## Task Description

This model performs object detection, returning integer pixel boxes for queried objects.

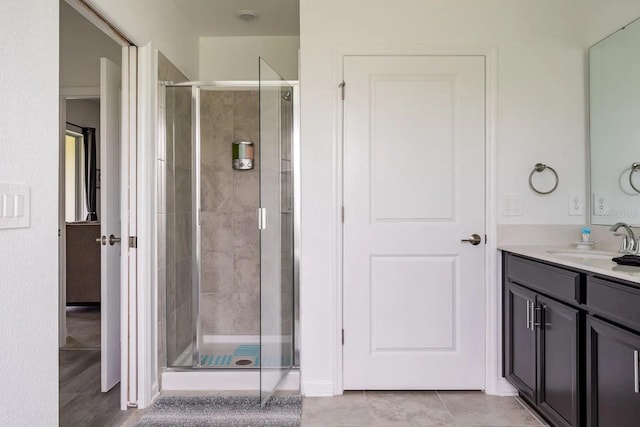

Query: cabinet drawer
[506,254,582,305]
[587,277,640,331]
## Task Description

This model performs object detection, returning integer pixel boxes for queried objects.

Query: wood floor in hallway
[59,307,139,426]
[59,349,134,426]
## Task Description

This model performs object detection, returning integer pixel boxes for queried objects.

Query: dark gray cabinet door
[505,281,537,402]
[587,315,640,427]
[537,295,581,427]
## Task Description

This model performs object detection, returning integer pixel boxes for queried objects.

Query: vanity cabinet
[585,275,640,427]
[503,252,640,427]
[504,253,583,427]
[586,316,640,427]
[536,295,581,427]
[504,281,536,402]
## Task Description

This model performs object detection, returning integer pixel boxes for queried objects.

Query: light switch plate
[0,183,30,229]
[501,193,523,216]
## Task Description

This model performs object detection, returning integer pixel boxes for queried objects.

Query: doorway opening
[58,0,136,424]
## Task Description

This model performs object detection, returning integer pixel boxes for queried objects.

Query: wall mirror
[589,17,640,226]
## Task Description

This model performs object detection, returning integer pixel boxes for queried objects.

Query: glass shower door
[163,85,197,368]
[259,58,295,406]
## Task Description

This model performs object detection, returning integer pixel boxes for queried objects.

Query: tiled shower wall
[158,52,192,370]
[200,90,260,337]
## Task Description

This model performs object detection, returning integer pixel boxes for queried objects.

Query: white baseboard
[492,378,518,396]
[301,381,335,397]
[162,369,300,391]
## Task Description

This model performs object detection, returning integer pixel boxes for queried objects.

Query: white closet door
[343,55,486,389]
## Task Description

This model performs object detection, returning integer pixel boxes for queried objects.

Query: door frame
[60,0,141,410]
[332,44,506,395]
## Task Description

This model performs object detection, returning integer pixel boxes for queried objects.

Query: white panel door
[343,55,486,389]
[100,57,121,392]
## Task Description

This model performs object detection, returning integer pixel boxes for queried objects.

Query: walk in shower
[160,59,298,405]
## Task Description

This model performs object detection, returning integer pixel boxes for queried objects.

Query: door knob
[96,236,106,245]
[461,233,482,245]
[108,234,121,246]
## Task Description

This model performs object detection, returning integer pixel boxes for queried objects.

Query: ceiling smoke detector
[237,10,258,22]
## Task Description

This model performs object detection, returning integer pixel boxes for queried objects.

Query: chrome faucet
[610,222,637,254]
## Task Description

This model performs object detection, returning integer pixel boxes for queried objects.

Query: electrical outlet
[593,194,609,216]
[568,193,584,216]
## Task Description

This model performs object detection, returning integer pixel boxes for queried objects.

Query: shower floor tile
[199,342,292,368]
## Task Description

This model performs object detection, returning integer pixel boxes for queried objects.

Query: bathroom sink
[545,249,616,260]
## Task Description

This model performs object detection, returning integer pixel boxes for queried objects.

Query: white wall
[298,0,640,394]
[87,0,199,79]
[199,36,299,81]
[60,1,121,88]
[0,1,59,424]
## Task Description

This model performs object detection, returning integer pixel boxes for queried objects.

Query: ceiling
[172,0,299,37]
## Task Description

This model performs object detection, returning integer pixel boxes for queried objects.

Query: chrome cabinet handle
[108,234,121,246]
[526,300,531,330]
[635,350,639,394]
[461,233,482,245]
[530,301,536,331]
[96,236,106,245]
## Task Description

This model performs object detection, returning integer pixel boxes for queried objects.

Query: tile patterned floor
[119,390,548,426]
[301,391,548,427]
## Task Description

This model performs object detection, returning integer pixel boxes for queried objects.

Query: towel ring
[529,163,559,195]
[630,162,640,194]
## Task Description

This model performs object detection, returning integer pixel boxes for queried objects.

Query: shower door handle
[108,234,121,246]
[258,208,267,230]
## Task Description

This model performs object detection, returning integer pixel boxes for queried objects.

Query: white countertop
[498,245,640,285]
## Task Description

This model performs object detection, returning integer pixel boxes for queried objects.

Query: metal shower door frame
[162,80,301,372]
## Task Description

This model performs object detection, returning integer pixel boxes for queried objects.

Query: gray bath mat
[135,395,302,427]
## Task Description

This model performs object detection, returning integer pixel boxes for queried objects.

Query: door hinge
[339,81,346,100]
[128,236,137,248]
[342,329,345,345]
[341,206,345,223]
